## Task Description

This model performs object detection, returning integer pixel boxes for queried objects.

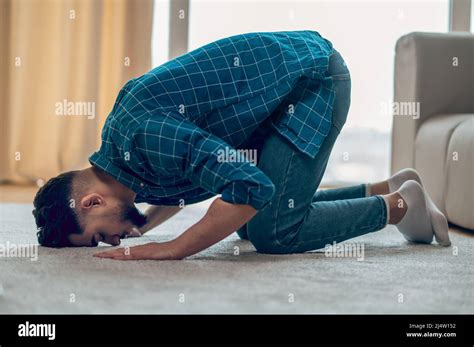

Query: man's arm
[94,198,256,260]
[95,117,272,260]
[138,205,183,235]
[171,198,256,259]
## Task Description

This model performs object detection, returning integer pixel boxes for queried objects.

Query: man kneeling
[32,31,451,260]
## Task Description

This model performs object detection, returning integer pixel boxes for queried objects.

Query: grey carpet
[0,201,472,314]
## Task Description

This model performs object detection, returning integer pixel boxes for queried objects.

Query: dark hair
[32,171,83,247]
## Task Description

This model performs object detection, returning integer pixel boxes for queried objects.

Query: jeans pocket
[327,50,350,80]
[330,77,351,133]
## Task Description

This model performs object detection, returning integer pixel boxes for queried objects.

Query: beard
[121,204,148,228]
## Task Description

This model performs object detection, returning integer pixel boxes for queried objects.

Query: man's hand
[93,198,257,261]
[93,241,178,260]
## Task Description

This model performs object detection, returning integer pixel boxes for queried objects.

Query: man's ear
[80,193,104,210]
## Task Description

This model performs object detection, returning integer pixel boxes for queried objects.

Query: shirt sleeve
[134,116,276,210]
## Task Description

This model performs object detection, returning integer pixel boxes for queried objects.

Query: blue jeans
[236,50,388,254]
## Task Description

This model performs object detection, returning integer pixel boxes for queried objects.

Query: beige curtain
[0,0,153,184]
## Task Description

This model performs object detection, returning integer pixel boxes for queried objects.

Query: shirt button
[140,183,145,188]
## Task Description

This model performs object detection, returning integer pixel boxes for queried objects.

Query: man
[33,30,450,260]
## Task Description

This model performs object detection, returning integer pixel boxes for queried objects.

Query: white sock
[396,180,433,244]
[388,169,451,247]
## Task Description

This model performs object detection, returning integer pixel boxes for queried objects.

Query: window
[188,0,450,185]
[152,0,170,67]
[471,0,474,32]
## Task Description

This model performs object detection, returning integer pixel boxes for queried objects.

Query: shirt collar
[88,151,148,196]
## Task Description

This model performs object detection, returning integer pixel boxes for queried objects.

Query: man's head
[32,167,147,247]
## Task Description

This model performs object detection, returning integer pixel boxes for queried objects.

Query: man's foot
[388,169,451,247]
[394,180,433,244]
[387,168,422,191]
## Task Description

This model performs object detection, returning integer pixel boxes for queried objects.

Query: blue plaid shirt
[89,30,335,209]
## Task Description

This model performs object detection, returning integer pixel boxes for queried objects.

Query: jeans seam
[273,148,297,248]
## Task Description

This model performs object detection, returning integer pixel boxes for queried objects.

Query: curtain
[0,0,153,184]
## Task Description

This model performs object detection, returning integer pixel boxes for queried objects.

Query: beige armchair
[391,32,474,230]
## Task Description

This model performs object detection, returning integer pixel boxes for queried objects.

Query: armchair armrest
[391,32,474,173]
